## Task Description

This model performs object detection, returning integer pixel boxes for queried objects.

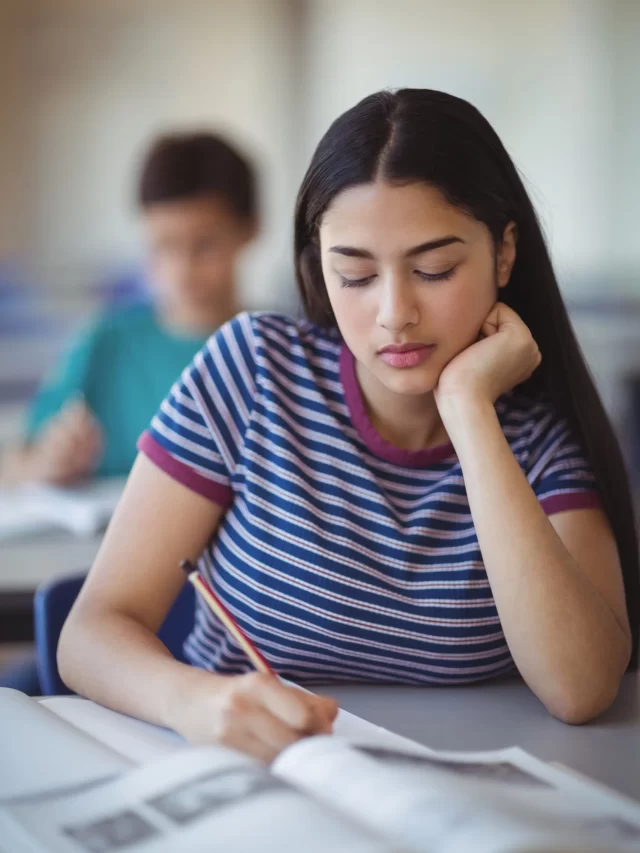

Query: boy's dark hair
[138,131,257,220]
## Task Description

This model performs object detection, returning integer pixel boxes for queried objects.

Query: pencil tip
[179,560,194,575]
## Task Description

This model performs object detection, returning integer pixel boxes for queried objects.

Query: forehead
[143,196,239,235]
[319,181,483,250]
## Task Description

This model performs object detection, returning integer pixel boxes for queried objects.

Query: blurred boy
[1,132,258,485]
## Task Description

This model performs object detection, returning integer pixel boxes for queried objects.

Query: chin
[375,364,439,397]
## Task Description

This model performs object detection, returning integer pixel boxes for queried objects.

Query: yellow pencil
[180,560,274,675]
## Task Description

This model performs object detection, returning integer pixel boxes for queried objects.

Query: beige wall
[0,0,639,307]
[300,0,628,293]
[1,0,299,306]
[0,1,32,257]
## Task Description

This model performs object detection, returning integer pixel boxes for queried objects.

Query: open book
[0,477,125,539]
[1,688,640,853]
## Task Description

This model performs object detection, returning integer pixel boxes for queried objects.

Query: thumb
[480,304,501,338]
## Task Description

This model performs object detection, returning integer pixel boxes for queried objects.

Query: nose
[376,274,419,333]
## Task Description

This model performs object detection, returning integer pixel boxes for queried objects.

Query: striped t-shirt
[139,311,600,685]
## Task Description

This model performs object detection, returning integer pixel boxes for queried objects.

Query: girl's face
[319,181,515,398]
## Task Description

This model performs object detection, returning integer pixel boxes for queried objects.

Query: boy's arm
[1,325,103,485]
[26,324,97,441]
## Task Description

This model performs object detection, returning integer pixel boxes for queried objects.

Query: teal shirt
[27,304,209,477]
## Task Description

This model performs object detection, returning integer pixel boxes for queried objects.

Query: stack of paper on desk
[0,477,126,539]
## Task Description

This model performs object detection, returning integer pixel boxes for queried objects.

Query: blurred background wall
[1,0,639,477]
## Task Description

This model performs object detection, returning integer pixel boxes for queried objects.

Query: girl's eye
[339,274,376,288]
[415,266,456,282]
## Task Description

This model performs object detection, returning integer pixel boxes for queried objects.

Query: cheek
[194,251,235,284]
[149,254,179,289]
[327,285,375,347]
[430,272,496,348]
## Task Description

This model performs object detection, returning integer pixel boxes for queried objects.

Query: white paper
[1,748,395,853]
[273,736,640,853]
[0,477,125,539]
[40,698,184,764]
[0,690,129,801]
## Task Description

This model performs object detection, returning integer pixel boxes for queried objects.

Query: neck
[157,292,240,337]
[355,360,448,452]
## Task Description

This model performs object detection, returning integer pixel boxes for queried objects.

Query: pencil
[180,560,274,675]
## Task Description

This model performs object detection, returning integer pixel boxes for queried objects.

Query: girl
[59,89,639,762]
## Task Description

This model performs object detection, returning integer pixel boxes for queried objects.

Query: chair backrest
[34,573,195,695]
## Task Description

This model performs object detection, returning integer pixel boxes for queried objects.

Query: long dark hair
[294,88,639,667]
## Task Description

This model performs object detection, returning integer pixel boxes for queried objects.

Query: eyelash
[339,267,457,288]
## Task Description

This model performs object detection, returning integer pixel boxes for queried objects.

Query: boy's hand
[26,399,103,485]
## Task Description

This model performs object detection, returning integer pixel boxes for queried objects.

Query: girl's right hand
[173,671,339,763]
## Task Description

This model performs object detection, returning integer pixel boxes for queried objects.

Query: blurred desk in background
[0,532,101,643]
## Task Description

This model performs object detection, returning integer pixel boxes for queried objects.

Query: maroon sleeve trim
[137,431,233,509]
[539,490,602,516]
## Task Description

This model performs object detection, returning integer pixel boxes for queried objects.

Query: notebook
[0,477,126,539]
[1,687,639,853]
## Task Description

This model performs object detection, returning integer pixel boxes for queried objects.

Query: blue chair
[34,573,195,695]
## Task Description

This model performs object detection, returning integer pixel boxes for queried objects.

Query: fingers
[59,398,102,443]
[251,674,337,734]
[213,697,299,763]
[211,676,336,763]
[36,399,103,484]
[177,672,339,763]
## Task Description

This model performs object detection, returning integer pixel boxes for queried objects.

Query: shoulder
[248,311,340,349]
[205,311,342,368]
[497,392,584,466]
[80,303,155,348]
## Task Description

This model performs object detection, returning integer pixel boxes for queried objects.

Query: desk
[0,532,101,641]
[321,674,640,802]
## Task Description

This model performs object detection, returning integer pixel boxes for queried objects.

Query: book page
[333,707,436,751]
[1,747,397,853]
[0,690,129,801]
[0,477,125,539]
[24,477,126,536]
[40,698,184,764]
[273,736,640,853]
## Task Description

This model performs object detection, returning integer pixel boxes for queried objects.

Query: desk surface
[0,532,101,641]
[321,674,640,802]
[0,531,101,592]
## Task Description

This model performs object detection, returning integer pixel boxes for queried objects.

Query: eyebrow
[328,236,464,260]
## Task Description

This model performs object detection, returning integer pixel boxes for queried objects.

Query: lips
[378,343,435,369]
[378,343,430,354]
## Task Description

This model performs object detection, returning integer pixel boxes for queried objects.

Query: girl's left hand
[435,303,541,406]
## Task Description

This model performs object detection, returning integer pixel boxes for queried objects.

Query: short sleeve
[526,411,601,516]
[137,312,257,508]
[26,323,97,440]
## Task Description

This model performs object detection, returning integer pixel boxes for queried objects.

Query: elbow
[544,633,632,725]
[57,609,87,694]
[545,666,627,726]
[549,693,615,726]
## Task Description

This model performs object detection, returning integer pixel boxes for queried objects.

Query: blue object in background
[94,263,151,308]
[34,573,195,695]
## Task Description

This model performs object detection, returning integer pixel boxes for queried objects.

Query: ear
[496,221,517,289]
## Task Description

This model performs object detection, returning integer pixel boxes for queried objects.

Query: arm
[0,399,102,485]
[436,305,631,724]
[1,325,102,486]
[58,453,337,761]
